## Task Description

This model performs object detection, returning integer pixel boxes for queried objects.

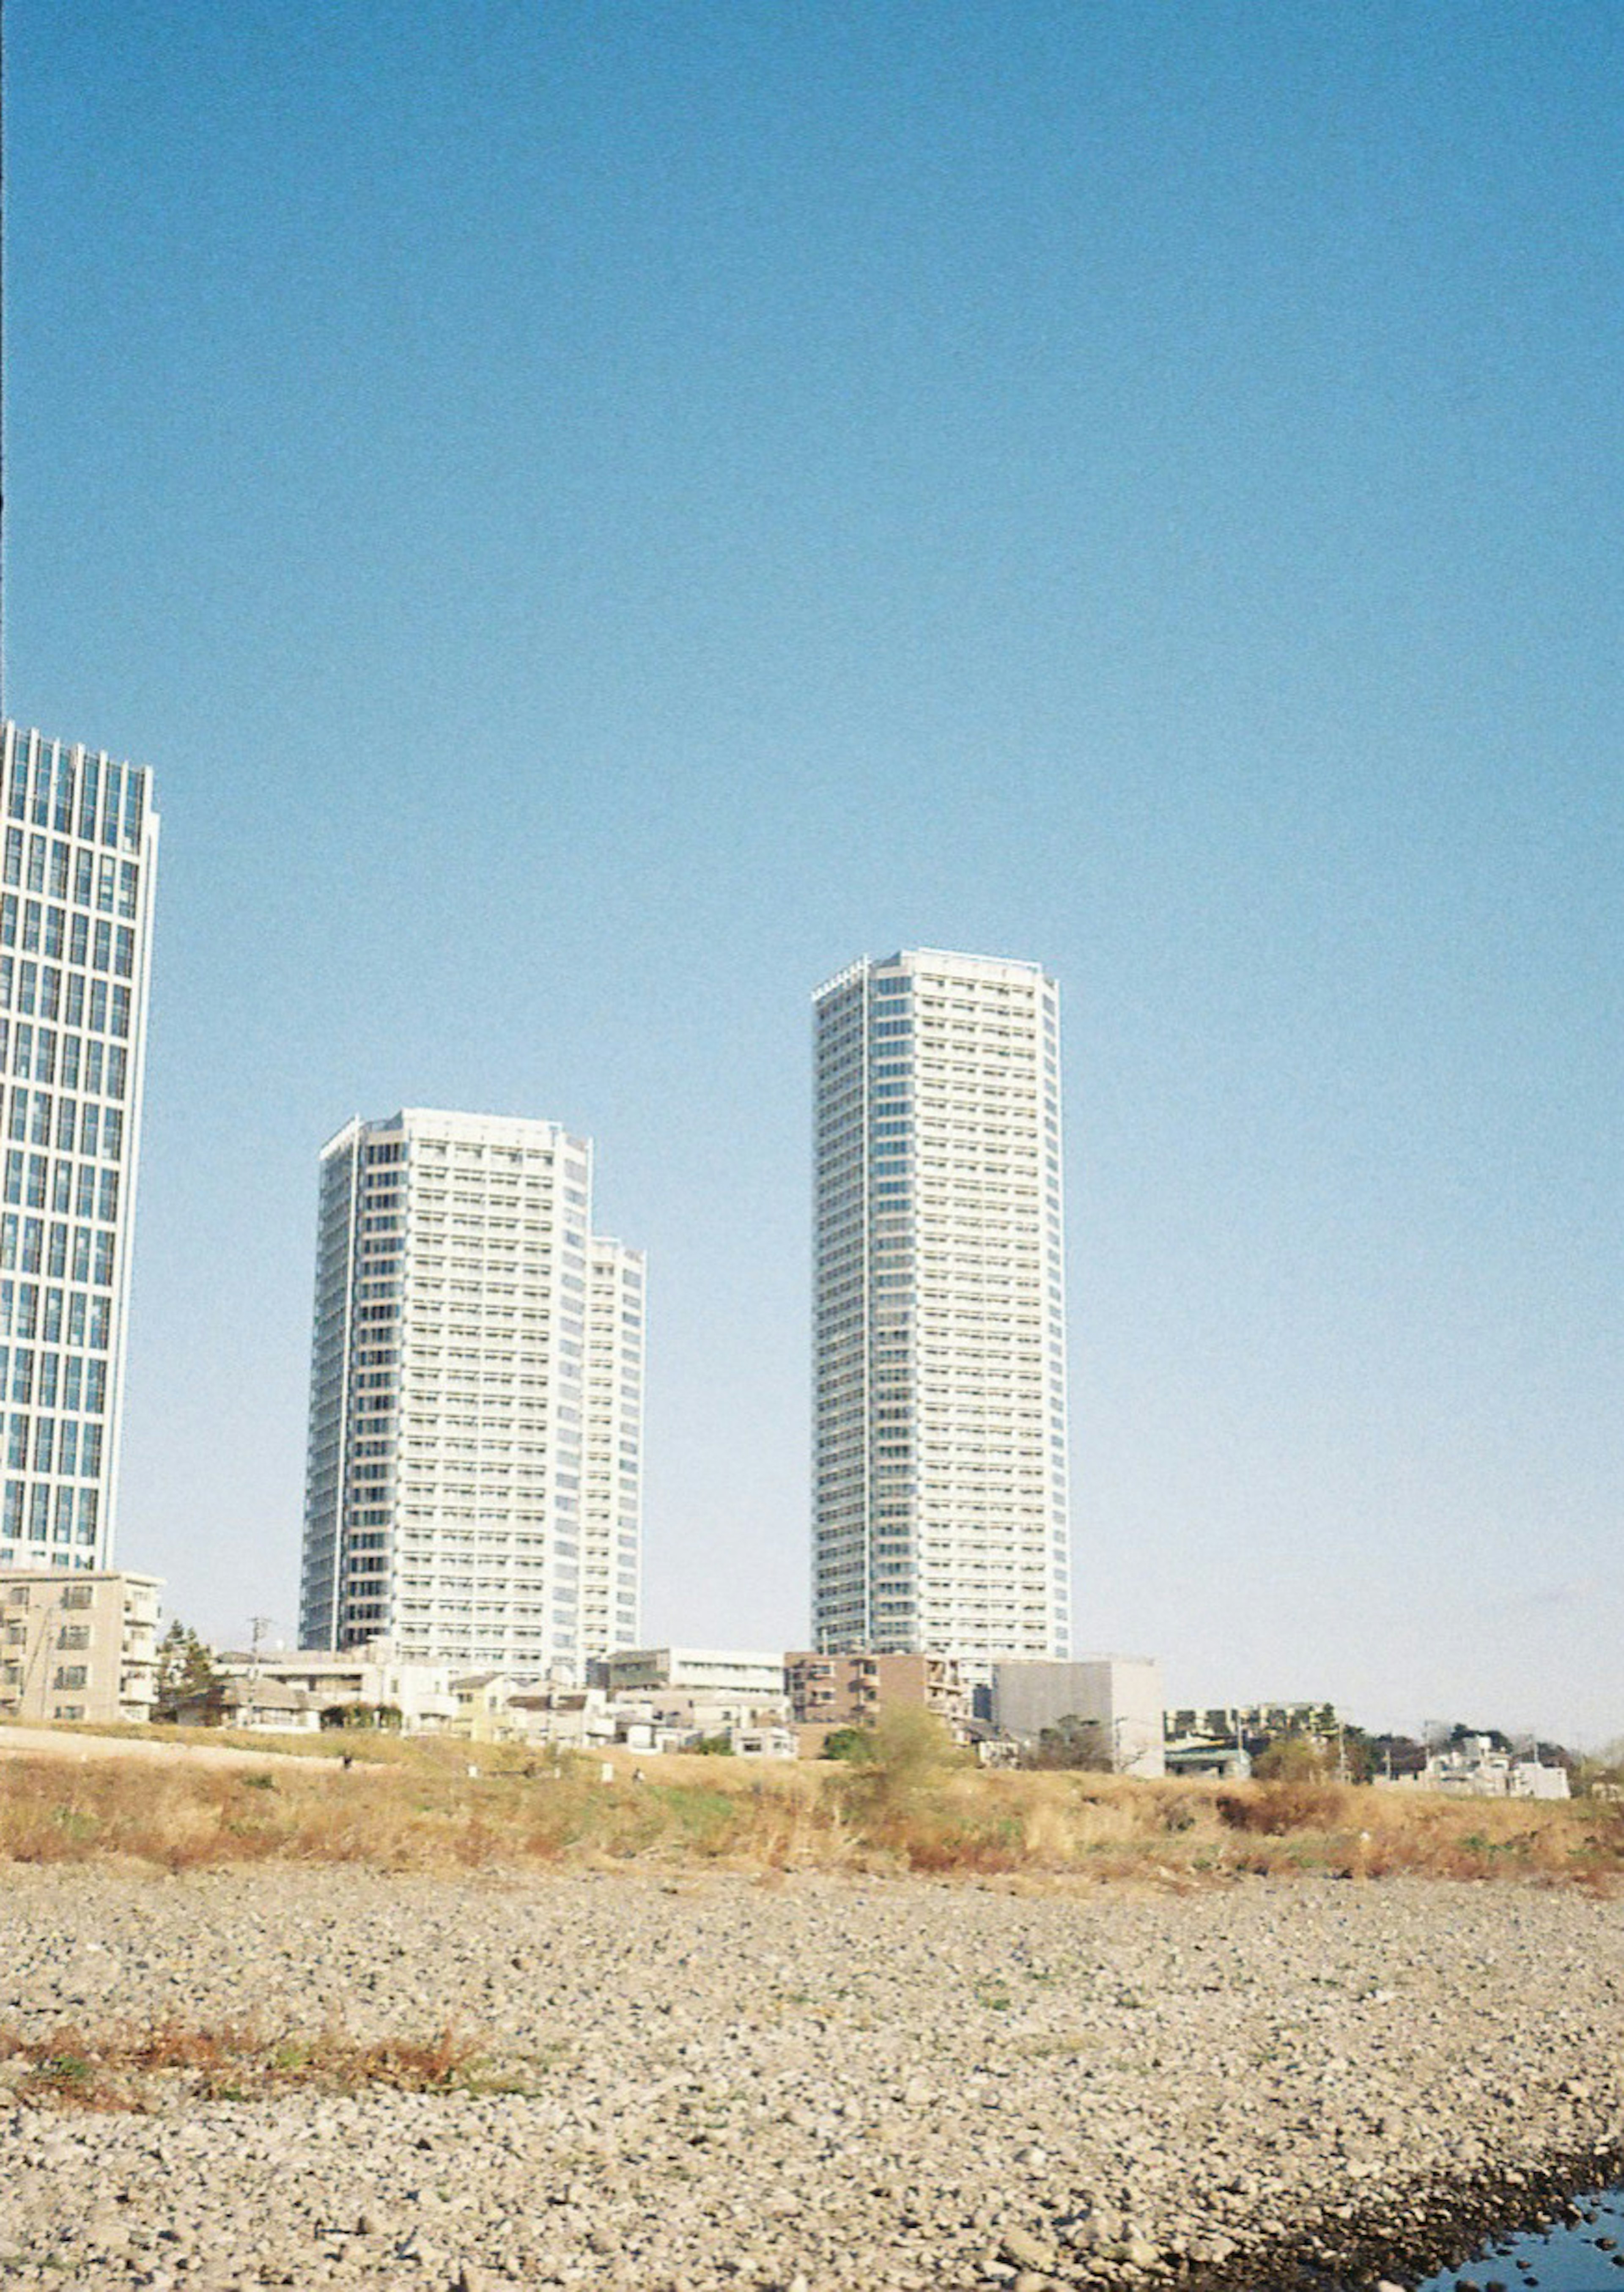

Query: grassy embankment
[2,1726,1620,1887]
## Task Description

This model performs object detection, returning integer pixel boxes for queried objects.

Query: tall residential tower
[299,1109,643,1677]
[0,724,159,1574]
[812,950,1070,1671]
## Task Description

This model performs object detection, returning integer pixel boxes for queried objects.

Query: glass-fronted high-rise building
[0,724,159,1576]
[299,1108,644,1677]
[812,949,1070,1672]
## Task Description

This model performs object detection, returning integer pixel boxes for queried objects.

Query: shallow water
[1409,2185,1624,2292]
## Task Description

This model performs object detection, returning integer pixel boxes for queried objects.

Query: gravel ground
[1,1866,1621,2292]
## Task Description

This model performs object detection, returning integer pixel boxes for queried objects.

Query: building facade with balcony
[812,950,1071,1673]
[299,1109,644,1680]
[785,1648,969,1736]
[0,1567,160,1724]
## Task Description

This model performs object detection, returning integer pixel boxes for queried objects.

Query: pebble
[0,1867,1619,2291]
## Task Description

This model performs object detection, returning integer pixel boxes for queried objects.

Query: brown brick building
[785,1650,968,1743]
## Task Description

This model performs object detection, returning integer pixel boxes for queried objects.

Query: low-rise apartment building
[785,1650,969,1739]
[215,1641,456,1733]
[1413,1735,1571,1801]
[601,1648,787,1701]
[0,1570,162,1726]
[1166,1701,1340,1744]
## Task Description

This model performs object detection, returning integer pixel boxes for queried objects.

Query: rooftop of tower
[812,947,1054,1001]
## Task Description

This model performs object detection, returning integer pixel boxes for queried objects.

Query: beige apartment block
[0,1567,161,1725]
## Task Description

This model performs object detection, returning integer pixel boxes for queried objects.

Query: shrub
[1251,1734,1336,1783]
[1217,1781,1354,1835]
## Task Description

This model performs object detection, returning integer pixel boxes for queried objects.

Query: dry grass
[2,1738,1619,1888]
[0,2016,494,2110]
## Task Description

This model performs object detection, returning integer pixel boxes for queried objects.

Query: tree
[1369,1733,1428,1779]
[154,1620,220,1710]
[1252,1733,1334,1782]
[1020,1715,1111,1772]
[319,1701,402,1732]
[1337,1725,1376,1784]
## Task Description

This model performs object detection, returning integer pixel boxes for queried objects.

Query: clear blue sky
[7,2,1620,1742]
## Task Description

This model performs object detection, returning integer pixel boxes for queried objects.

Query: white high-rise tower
[0,723,159,1574]
[812,950,1070,1671]
[299,1108,644,1676]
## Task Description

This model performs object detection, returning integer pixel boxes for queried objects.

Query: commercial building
[990,1656,1165,1777]
[0,1567,161,1724]
[299,1108,644,1680]
[812,949,1070,1673]
[0,724,159,1574]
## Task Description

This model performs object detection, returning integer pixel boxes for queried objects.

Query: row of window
[0,1352,108,1411]
[3,829,139,912]
[5,742,147,849]
[0,1283,112,1348]
[3,1028,129,1098]
[5,1415,104,1476]
[0,962,132,1036]
[2,1480,99,1542]
[0,900,137,979]
[6,1098,126,1164]
[0,1217,117,1285]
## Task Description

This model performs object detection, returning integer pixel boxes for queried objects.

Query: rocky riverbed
[1,1866,1621,2291]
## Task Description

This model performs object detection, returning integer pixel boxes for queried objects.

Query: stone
[999,2229,1059,2273]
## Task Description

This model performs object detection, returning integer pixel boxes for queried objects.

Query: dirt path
[0,1724,346,1772]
